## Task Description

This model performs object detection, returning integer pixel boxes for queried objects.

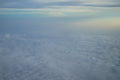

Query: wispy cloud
[31,0,70,3]
[0,0,120,29]
[0,0,120,8]
[0,6,96,17]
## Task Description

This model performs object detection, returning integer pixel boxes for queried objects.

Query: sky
[0,0,120,31]
[1,1,120,80]
[0,0,120,8]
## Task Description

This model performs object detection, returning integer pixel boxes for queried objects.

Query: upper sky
[0,0,120,31]
[0,0,120,8]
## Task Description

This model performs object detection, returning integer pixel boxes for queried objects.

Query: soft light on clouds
[83,0,117,4]
[0,7,96,17]
[70,17,120,30]
[0,0,120,31]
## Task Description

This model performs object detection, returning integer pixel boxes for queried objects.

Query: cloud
[0,7,96,17]
[69,17,120,30]
[0,0,120,8]
[31,0,70,3]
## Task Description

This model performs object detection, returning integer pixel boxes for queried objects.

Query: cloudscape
[0,0,120,30]
[0,0,120,80]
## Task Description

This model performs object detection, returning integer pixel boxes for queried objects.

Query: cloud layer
[0,0,120,30]
[0,0,120,8]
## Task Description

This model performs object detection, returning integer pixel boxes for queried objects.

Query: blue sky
[0,0,120,8]
[0,0,120,31]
